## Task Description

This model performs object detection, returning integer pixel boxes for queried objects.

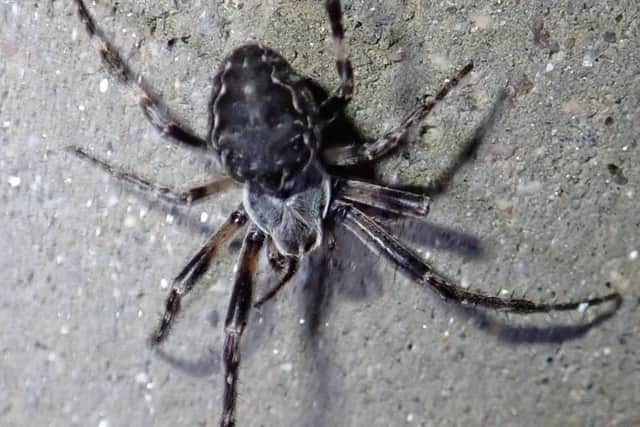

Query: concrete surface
[2,1,639,426]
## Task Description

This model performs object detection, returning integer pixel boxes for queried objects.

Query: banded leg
[68,146,236,205]
[221,227,265,427]
[322,63,474,166]
[72,0,208,150]
[254,239,299,308]
[334,178,430,218]
[150,209,248,345]
[337,204,621,313]
[320,0,354,120]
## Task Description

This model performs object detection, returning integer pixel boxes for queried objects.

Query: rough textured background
[2,1,639,426]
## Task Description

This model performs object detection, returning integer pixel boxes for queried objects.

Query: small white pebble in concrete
[545,62,554,72]
[139,207,148,218]
[516,180,542,194]
[299,318,305,325]
[60,325,70,335]
[124,215,137,228]
[165,214,174,224]
[71,28,78,41]
[460,276,470,289]
[280,362,293,372]
[98,418,110,427]
[8,176,21,187]
[135,372,150,385]
[407,413,414,422]
[47,352,57,362]
[78,104,85,112]
[582,51,595,67]
[2,120,10,128]
[200,212,209,223]
[99,78,109,93]
[273,348,279,355]
[629,250,638,260]
[160,278,169,289]
[577,302,589,313]
[95,227,102,237]
[56,255,65,265]
[86,199,93,208]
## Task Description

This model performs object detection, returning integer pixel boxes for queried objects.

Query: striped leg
[72,0,208,151]
[220,226,265,427]
[254,239,299,308]
[150,209,248,345]
[322,63,474,166]
[336,204,621,314]
[68,146,235,205]
[321,0,354,120]
[334,177,430,218]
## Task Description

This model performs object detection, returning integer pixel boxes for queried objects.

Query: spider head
[243,163,331,257]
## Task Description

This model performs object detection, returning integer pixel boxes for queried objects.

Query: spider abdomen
[209,44,320,192]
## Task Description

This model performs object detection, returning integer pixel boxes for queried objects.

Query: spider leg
[320,0,354,121]
[254,239,299,308]
[221,226,265,427]
[336,203,621,313]
[322,62,474,166]
[72,0,209,151]
[67,146,236,205]
[150,209,248,345]
[334,177,430,218]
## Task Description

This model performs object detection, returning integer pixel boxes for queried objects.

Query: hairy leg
[68,146,235,205]
[72,0,209,151]
[336,204,621,313]
[322,63,474,166]
[220,227,265,427]
[320,0,354,121]
[334,177,430,218]
[254,239,299,308]
[150,209,248,345]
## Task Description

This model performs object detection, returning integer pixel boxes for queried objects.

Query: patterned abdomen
[209,44,320,193]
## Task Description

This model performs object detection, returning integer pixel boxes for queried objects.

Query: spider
[69,1,621,426]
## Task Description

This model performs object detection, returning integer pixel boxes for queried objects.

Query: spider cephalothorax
[70,1,621,426]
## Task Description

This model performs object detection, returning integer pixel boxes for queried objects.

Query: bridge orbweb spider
[69,1,621,426]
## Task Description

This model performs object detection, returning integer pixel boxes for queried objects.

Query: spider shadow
[399,86,510,198]
[152,345,220,377]
[288,220,486,427]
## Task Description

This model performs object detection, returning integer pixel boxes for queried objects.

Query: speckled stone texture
[1,1,638,427]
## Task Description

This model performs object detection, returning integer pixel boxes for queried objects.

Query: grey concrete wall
[1,1,638,426]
